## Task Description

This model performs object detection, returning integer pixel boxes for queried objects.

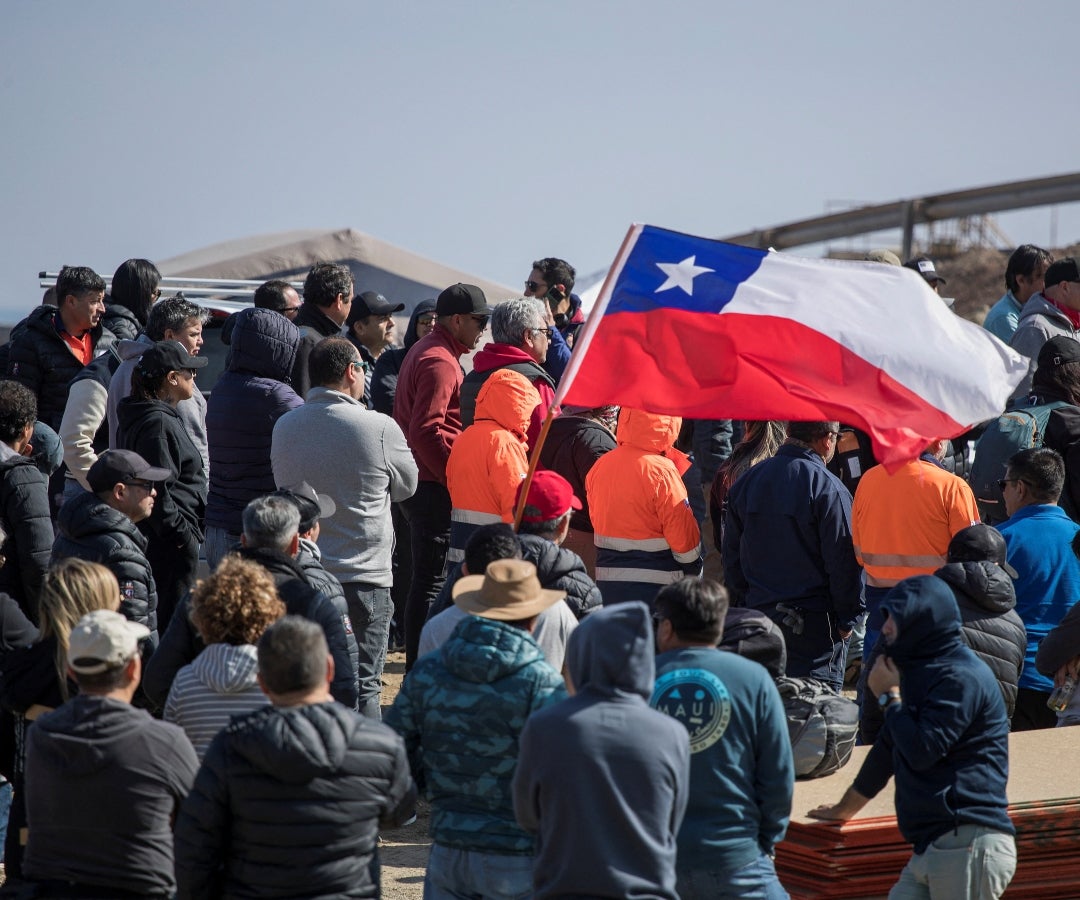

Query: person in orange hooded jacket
[585,409,703,607]
[446,369,541,568]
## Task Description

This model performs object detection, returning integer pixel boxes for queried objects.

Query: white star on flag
[655,255,714,295]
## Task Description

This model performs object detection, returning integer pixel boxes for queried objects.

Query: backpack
[775,676,858,779]
[969,399,1070,524]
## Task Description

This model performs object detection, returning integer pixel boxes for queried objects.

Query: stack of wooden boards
[777,728,1080,899]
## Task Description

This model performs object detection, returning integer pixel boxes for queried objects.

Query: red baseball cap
[517,470,583,523]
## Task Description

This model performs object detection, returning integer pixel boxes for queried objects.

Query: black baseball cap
[947,524,1018,578]
[135,341,208,378]
[87,449,172,493]
[903,256,947,285]
[1044,257,1080,289]
[1037,336,1080,369]
[435,283,495,317]
[347,291,405,326]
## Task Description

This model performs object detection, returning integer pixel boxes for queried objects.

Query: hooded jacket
[460,342,557,448]
[0,444,53,620]
[108,334,209,474]
[514,602,690,899]
[23,695,198,896]
[1009,293,1079,400]
[586,410,702,590]
[52,490,159,639]
[386,615,565,855]
[852,576,1014,854]
[4,304,116,431]
[142,547,359,711]
[164,642,268,761]
[206,307,302,534]
[175,700,416,900]
[934,561,1026,717]
[116,395,206,548]
[446,370,539,565]
[371,300,436,416]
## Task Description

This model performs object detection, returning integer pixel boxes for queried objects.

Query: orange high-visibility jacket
[446,369,540,563]
[586,409,702,586]
[852,457,979,588]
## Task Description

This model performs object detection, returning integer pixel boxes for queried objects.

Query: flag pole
[512,224,641,530]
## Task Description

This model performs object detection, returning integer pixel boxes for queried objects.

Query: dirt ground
[379,652,430,900]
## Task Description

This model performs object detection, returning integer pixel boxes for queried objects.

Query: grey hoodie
[164,642,269,760]
[24,695,198,895]
[108,335,210,474]
[514,602,690,899]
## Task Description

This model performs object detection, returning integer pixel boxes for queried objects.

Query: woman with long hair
[103,258,161,341]
[0,558,121,878]
[116,341,208,633]
[709,421,787,553]
[165,556,285,759]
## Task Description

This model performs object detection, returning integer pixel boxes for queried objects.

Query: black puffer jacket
[52,491,159,640]
[934,561,1026,718]
[538,415,617,532]
[371,300,436,416]
[142,547,359,711]
[297,537,360,689]
[429,533,601,621]
[116,396,206,548]
[101,301,142,342]
[4,305,115,430]
[174,700,415,900]
[291,303,342,399]
[0,451,54,622]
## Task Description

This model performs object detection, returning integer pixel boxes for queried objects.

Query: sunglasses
[530,327,554,339]
[471,315,489,328]
[525,280,544,292]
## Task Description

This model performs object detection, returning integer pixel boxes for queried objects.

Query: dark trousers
[145,533,200,635]
[766,605,848,692]
[401,481,451,671]
[1011,687,1057,731]
[389,502,412,647]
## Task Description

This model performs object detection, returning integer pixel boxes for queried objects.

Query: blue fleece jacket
[852,576,1014,854]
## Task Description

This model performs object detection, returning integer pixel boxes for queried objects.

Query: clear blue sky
[2,1,1078,321]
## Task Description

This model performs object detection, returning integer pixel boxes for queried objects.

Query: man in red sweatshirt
[393,283,494,669]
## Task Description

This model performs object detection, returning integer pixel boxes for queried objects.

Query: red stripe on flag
[561,308,965,468]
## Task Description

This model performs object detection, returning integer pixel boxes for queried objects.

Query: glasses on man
[530,327,554,340]
[997,478,1027,491]
[417,316,436,326]
[525,280,544,293]
[282,306,301,318]
[471,315,489,329]
[124,480,155,492]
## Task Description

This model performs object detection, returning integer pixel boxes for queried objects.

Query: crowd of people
[0,245,1074,898]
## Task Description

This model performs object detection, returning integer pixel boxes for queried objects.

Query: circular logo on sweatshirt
[651,668,731,753]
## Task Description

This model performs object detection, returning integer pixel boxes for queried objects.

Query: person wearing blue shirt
[997,446,1080,729]
[652,578,794,900]
[983,244,1053,343]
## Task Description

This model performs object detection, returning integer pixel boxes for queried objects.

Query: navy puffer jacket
[206,308,301,533]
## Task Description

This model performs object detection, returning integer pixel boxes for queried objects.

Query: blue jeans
[888,825,1016,899]
[204,525,242,571]
[423,843,533,900]
[678,852,789,900]
[343,582,393,719]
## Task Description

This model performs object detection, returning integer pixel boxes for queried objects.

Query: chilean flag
[556,224,1029,468]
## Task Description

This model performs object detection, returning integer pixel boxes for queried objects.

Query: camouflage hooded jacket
[385,615,566,854]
